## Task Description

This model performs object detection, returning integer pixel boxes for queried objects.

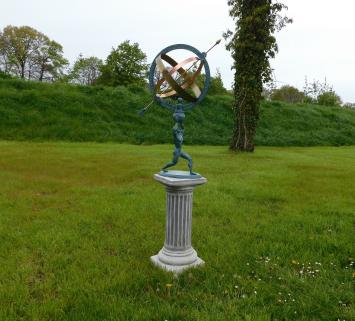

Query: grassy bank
[0,142,354,320]
[0,79,355,146]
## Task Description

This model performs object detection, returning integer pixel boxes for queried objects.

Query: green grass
[0,141,354,321]
[1,78,355,146]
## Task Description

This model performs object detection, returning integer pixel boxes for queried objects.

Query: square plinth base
[150,255,205,274]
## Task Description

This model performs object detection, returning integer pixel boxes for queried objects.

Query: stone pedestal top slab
[154,172,207,187]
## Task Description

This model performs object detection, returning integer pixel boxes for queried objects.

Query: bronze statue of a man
[162,99,196,175]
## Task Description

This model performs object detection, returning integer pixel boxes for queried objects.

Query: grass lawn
[0,142,354,321]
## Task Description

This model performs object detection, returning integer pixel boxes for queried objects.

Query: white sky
[1,0,354,102]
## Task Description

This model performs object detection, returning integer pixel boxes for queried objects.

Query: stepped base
[151,252,204,274]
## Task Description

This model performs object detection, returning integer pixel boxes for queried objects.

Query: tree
[303,77,342,107]
[0,25,68,81]
[0,31,11,74]
[209,69,228,95]
[33,39,68,81]
[98,40,148,87]
[270,85,305,104]
[343,102,355,109]
[195,69,228,95]
[303,77,333,103]
[0,26,39,78]
[317,91,342,107]
[69,54,103,85]
[226,0,291,151]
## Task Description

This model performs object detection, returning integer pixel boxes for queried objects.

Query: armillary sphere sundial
[144,41,221,273]
[140,40,221,179]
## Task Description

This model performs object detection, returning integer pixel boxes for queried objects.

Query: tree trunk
[20,63,25,79]
[39,66,44,82]
[229,93,258,152]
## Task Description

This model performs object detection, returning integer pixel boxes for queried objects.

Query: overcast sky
[1,0,354,102]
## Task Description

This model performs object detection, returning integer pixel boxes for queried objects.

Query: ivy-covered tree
[226,0,291,151]
[98,40,148,87]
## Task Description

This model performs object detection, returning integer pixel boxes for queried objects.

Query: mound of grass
[0,78,355,146]
[0,142,354,320]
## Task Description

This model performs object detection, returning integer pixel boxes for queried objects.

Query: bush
[0,71,12,79]
[270,85,305,104]
[0,78,355,147]
[317,91,342,107]
[343,102,355,109]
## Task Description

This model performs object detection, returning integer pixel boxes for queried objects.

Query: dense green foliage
[0,71,12,79]
[0,142,354,321]
[317,91,342,107]
[98,40,148,87]
[68,55,103,85]
[0,25,68,81]
[226,0,292,151]
[303,78,342,107]
[207,69,228,95]
[0,27,148,87]
[0,78,355,146]
[271,85,305,104]
[193,71,228,97]
[270,84,342,107]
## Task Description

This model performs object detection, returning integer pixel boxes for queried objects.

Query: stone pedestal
[151,172,207,274]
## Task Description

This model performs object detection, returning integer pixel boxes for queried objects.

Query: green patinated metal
[161,99,198,176]
[141,43,219,177]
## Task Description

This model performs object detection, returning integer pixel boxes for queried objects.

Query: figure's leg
[180,151,196,175]
[162,149,180,172]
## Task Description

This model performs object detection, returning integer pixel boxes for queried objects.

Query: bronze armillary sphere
[149,44,211,111]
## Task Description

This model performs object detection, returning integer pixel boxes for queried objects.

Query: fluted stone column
[151,173,207,273]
